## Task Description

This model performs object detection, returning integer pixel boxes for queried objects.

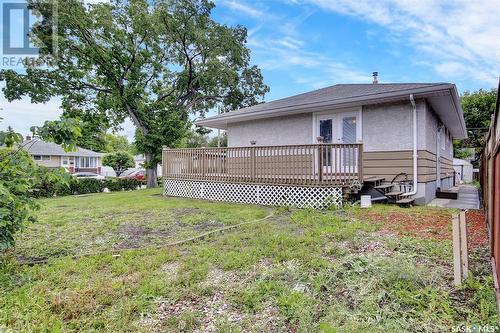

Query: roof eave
[196,84,460,130]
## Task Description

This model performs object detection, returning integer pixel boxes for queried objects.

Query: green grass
[0,190,497,332]
[12,189,269,260]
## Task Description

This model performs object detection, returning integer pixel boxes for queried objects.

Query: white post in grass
[452,213,462,285]
[460,210,469,279]
[452,211,469,286]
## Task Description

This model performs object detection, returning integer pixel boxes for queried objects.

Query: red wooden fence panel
[480,78,500,303]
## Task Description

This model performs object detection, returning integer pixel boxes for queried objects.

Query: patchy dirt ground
[360,208,489,250]
[466,210,489,250]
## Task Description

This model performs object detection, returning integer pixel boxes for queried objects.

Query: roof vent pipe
[372,72,378,84]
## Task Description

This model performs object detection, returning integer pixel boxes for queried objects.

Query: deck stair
[362,176,414,206]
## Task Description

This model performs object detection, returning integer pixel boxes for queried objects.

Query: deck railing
[163,144,363,187]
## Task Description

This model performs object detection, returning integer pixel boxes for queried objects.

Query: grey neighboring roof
[134,154,145,162]
[21,138,103,157]
[196,82,467,138]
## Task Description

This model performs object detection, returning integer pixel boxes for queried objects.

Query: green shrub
[0,148,39,249]
[104,178,143,191]
[70,178,105,194]
[31,166,75,198]
[30,170,146,198]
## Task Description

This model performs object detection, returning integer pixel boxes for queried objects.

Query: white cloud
[274,36,304,50]
[250,33,370,85]
[301,0,500,86]
[217,0,266,18]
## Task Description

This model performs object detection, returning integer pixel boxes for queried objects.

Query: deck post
[318,145,323,182]
[358,145,363,182]
[162,146,169,179]
[201,150,205,179]
[251,147,256,181]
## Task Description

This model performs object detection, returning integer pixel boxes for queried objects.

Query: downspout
[407,94,418,196]
[436,123,443,189]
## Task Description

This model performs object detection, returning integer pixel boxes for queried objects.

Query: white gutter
[406,94,419,196]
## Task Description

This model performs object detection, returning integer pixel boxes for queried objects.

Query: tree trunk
[145,152,158,188]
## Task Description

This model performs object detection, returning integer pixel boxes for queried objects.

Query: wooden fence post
[460,210,469,279]
[452,211,469,285]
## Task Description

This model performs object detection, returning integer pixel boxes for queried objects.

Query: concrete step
[374,184,394,190]
[363,176,385,183]
[385,191,403,197]
[396,198,415,205]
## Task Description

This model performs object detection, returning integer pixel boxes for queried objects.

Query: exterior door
[338,113,358,173]
[318,115,334,169]
[316,111,360,173]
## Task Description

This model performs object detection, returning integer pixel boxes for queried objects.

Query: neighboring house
[22,137,103,174]
[134,154,145,169]
[453,158,473,183]
[162,78,467,207]
[134,154,162,175]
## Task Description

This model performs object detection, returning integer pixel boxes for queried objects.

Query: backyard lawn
[0,189,497,332]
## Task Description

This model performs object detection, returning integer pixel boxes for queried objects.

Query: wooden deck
[162,144,363,187]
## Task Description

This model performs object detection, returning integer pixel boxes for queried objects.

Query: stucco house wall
[362,99,427,152]
[227,113,313,147]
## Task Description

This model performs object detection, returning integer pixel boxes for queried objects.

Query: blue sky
[1,0,499,139]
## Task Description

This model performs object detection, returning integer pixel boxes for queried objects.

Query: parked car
[73,172,105,180]
[119,168,145,181]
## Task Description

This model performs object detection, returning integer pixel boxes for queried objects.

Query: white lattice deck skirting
[163,179,343,209]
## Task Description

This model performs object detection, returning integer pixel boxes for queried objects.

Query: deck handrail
[162,143,363,187]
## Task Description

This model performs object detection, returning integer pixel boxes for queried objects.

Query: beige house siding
[32,155,103,171]
[363,150,454,183]
[33,155,61,168]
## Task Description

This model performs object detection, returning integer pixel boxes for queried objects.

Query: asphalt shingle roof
[232,83,447,114]
[21,138,103,157]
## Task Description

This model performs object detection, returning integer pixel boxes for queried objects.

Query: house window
[33,155,50,161]
[319,119,333,143]
[76,157,97,168]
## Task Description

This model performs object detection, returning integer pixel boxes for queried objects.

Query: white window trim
[312,106,362,144]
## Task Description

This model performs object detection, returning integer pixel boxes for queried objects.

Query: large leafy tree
[103,151,135,175]
[454,88,497,162]
[103,133,133,153]
[61,110,110,152]
[0,0,268,187]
